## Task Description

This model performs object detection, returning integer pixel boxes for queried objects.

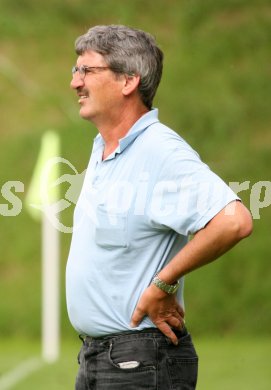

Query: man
[66,25,252,390]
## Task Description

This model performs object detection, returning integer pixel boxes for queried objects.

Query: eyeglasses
[72,65,111,80]
[72,65,135,80]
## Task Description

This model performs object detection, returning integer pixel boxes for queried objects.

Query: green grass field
[1,337,270,389]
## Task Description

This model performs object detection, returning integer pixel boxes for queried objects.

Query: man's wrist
[152,274,179,295]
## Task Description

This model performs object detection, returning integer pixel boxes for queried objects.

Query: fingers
[130,306,145,328]
[166,315,185,331]
[171,310,184,324]
[156,322,179,346]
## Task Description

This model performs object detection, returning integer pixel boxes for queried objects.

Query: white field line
[0,357,44,390]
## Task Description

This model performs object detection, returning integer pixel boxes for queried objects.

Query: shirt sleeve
[147,144,240,236]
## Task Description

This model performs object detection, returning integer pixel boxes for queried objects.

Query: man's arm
[130,201,253,345]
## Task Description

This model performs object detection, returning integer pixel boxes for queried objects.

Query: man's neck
[98,105,149,160]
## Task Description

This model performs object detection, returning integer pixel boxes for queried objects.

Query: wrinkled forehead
[76,50,106,66]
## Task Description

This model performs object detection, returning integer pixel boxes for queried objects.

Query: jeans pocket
[167,357,198,390]
[108,339,156,371]
[99,339,157,389]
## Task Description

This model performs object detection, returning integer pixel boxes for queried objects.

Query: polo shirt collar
[93,108,159,160]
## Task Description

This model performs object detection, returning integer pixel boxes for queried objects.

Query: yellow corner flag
[25,130,60,221]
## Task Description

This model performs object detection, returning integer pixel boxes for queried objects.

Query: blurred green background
[0,0,270,388]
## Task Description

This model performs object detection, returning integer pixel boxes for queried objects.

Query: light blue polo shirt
[66,109,238,337]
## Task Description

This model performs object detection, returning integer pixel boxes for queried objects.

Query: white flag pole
[25,130,61,363]
[41,210,60,363]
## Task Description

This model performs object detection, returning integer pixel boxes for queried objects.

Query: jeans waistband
[80,326,188,344]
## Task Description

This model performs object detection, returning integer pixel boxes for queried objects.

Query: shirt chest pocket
[95,205,128,248]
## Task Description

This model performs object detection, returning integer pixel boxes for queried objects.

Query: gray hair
[75,25,163,110]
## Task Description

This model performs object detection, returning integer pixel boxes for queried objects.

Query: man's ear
[122,74,141,96]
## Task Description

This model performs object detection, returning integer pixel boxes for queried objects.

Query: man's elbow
[234,204,253,240]
[238,214,253,239]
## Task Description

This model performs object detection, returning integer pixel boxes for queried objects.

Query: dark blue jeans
[75,327,198,389]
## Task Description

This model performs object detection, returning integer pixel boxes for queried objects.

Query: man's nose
[70,74,84,90]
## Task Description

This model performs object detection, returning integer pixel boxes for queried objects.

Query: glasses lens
[72,66,85,79]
